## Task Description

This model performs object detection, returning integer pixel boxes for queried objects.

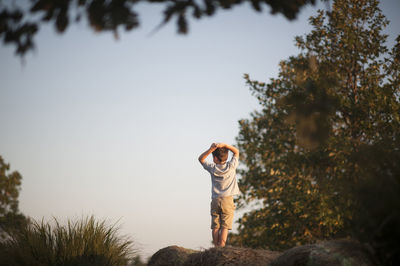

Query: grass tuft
[0,216,135,265]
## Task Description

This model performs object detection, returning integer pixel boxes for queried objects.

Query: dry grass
[0,216,135,266]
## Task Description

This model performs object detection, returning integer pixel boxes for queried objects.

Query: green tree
[230,0,400,263]
[0,0,316,56]
[349,36,400,265]
[0,156,29,238]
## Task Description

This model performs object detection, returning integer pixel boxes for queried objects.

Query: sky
[1,0,399,260]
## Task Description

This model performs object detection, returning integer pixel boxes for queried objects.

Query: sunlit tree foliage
[230,0,400,264]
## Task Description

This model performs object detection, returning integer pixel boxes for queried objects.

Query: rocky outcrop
[148,239,377,266]
[271,239,377,266]
[184,246,281,266]
[147,246,197,266]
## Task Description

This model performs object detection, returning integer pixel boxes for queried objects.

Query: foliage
[0,216,136,266]
[230,0,400,264]
[0,0,316,56]
[0,155,29,238]
[351,137,400,265]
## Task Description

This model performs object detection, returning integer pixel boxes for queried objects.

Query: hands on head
[210,143,217,150]
[210,142,225,151]
[200,142,238,164]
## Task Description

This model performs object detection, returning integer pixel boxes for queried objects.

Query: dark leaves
[2,0,316,57]
[250,0,262,12]
[204,0,216,15]
[177,14,188,34]
[86,0,139,34]
[0,9,38,56]
[267,0,316,20]
[56,9,69,32]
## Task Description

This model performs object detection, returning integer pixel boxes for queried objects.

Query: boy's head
[212,148,229,164]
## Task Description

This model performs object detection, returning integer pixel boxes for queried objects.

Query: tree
[349,35,400,265]
[230,0,400,264]
[0,0,316,57]
[0,156,29,239]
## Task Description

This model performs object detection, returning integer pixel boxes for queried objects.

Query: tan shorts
[210,196,236,230]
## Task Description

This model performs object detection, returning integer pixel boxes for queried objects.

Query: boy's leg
[210,198,220,246]
[219,196,235,247]
[218,228,229,247]
[212,228,219,246]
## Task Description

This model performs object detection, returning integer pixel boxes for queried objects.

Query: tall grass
[0,216,136,265]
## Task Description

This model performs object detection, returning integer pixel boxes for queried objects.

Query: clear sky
[1,0,399,260]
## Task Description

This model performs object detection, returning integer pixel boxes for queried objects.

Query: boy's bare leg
[212,228,219,246]
[218,228,228,247]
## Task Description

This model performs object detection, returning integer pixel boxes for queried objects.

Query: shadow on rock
[271,239,377,266]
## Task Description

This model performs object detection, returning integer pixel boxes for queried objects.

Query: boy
[198,142,240,247]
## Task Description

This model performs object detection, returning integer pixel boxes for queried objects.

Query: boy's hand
[210,143,218,150]
[216,143,225,148]
[199,143,218,164]
[217,143,240,158]
[199,142,239,164]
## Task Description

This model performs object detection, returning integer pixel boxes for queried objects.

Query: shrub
[0,216,135,265]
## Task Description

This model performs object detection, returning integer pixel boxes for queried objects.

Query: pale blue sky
[1,0,399,260]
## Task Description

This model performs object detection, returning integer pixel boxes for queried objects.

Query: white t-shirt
[202,156,241,199]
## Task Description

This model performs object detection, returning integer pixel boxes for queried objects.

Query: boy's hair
[212,148,229,163]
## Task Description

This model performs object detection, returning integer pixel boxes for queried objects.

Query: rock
[271,239,377,266]
[148,240,377,266]
[148,245,281,266]
[147,245,198,266]
[184,246,282,266]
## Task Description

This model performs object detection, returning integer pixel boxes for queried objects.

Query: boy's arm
[217,143,239,158]
[198,143,218,164]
